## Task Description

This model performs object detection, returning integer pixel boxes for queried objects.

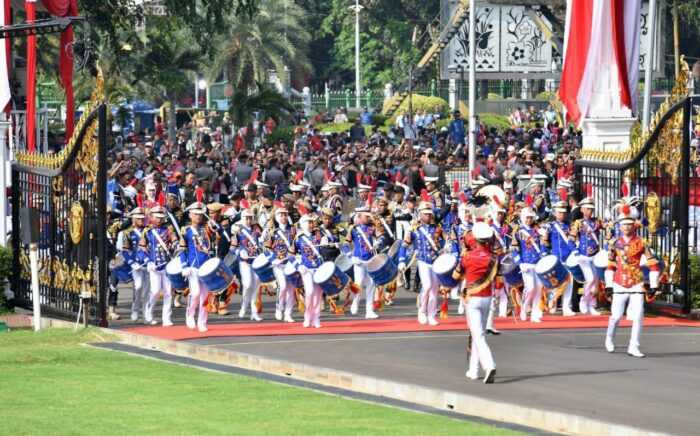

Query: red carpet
[123,315,700,341]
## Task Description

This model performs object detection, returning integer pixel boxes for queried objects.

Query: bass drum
[198,258,235,295]
[500,253,523,287]
[535,255,569,289]
[433,253,460,288]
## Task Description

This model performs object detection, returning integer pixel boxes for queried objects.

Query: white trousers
[417,261,439,320]
[487,282,508,329]
[131,269,150,317]
[273,265,296,316]
[352,261,376,314]
[186,269,209,327]
[239,262,261,315]
[145,269,172,324]
[466,296,496,375]
[300,267,323,325]
[520,264,543,321]
[606,291,645,352]
[579,256,599,313]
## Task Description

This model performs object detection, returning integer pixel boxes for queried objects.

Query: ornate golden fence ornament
[580,57,691,176]
[69,201,85,244]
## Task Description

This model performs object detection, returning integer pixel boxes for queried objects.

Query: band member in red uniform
[456,221,497,384]
[605,204,660,358]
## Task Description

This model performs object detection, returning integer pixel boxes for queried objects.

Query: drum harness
[151,227,175,268]
[356,225,376,256]
[240,226,260,259]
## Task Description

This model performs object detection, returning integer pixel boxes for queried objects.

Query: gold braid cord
[16,66,105,173]
[580,57,691,181]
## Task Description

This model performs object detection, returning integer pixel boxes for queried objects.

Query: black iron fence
[11,100,108,324]
[575,97,696,313]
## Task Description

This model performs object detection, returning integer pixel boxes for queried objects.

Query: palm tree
[229,82,296,128]
[207,0,312,92]
[132,19,203,140]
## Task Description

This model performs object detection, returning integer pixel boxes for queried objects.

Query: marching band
[108,173,667,380]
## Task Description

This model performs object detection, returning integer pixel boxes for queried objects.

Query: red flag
[241,199,250,210]
[295,170,303,184]
[248,169,259,184]
[452,180,460,194]
[195,187,203,203]
[558,188,568,202]
[356,173,362,185]
[525,194,533,207]
[420,189,430,203]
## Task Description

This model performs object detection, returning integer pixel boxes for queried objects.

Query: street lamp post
[349,0,364,109]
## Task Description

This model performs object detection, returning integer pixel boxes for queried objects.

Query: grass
[0,329,521,436]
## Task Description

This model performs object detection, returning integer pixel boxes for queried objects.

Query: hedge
[382,94,449,123]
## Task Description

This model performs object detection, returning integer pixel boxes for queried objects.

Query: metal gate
[11,74,108,325]
[574,66,696,313]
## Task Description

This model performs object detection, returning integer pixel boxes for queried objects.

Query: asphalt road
[188,327,700,436]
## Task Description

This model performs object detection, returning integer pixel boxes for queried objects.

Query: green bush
[266,126,295,145]
[382,94,449,122]
[690,255,700,309]
[479,113,511,130]
[486,93,504,101]
[534,90,558,101]
[316,122,388,136]
[0,246,11,313]
[372,114,388,127]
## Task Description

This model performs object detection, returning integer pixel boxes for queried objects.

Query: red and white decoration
[559,0,642,126]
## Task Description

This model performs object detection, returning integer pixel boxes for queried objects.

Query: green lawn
[0,329,521,436]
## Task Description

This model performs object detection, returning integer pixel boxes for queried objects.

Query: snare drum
[565,253,585,283]
[284,261,303,289]
[593,250,609,281]
[252,254,276,284]
[313,261,350,296]
[166,258,188,294]
[535,255,570,289]
[198,258,235,295]
[224,252,240,279]
[334,253,353,275]
[387,240,402,265]
[367,253,398,287]
[433,253,460,288]
[500,253,523,287]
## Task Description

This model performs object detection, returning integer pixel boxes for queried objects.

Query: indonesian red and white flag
[0,0,10,112]
[559,0,642,126]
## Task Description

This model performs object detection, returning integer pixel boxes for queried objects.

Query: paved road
[189,327,700,435]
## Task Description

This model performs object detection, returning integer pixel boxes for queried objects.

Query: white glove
[398,262,406,272]
[147,262,156,273]
[182,267,191,277]
[130,264,142,272]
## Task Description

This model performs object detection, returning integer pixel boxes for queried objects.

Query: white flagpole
[642,0,657,129]
[468,0,476,178]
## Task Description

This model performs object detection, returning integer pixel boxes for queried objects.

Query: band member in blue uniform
[511,207,544,323]
[486,205,510,334]
[572,197,602,315]
[179,202,211,332]
[295,212,325,328]
[232,207,264,321]
[265,203,297,323]
[141,206,177,327]
[400,201,447,326]
[122,207,149,321]
[542,201,577,316]
[347,206,379,319]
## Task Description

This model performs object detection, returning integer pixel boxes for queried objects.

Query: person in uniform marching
[232,207,264,321]
[604,204,660,358]
[511,207,545,323]
[319,207,345,261]
[179,202,211,332]
[400,200,447,326]
[295,212,325,328]
[572,197,602,315]
[486,205,510,334]
[324,181,344,220]
[205,202,234,315]
[347,205,379,319]
[122,207,149,321]
[542,201,577,316]
[141,206,177,326]
[265,203,297,323]
[455,222,497,384]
